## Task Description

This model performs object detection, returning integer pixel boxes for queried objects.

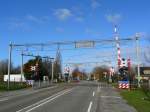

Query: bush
[141,79,150,101]
[0,82,29,91]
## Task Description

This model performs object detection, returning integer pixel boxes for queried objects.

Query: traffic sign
[30,66,36,71]
[75,41,95,48]
[64,66,70,74]
[118,81,129,89]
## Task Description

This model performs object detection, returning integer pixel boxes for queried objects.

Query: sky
[0,0,150,72]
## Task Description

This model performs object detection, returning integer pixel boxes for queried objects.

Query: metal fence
[32,80,52,89]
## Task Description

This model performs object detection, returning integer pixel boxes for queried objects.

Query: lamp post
[21,51,24,83]
[136,33,141,88]
[7,42,12,90]
[50,58,54,83]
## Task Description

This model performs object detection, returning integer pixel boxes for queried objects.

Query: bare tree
[0,59,8,75]
[12,66,21,74]
[53,49,62,80]
[91,66,109,81]
[0,59,21,75]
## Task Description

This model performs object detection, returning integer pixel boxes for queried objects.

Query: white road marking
[101,96,121,99]
[87,101,93,112]
[17,89,68,112]
[20,86,58,97]
[0,86,57,101]
[97,83,100,92]
[0,98,8,102]
[16,89,73,112]
[93,92,95,97]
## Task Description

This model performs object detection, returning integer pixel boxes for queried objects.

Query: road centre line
[97,83,100,92]
[20,86,58,97]
[25,89,72,112]
[87,101,93,112]
[0,98,8,102]
[93,91,95,97]
[16,88,73,112]
[101,96,121,99]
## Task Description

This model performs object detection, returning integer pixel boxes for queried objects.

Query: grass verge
[120,89,150,112]
[0,82,29,91]
[111,82,118,88]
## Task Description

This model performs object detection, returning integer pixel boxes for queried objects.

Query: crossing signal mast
[114,25,122,69]
[114,25,131,71]
[114,25,131,89]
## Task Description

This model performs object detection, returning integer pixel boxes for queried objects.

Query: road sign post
[50,58,54,83]
[136,34,141,88]
[7,42,12,90]
[51,60,54,83]
[21,51,24,83]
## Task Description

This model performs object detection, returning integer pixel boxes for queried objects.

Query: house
[4,74,26,82]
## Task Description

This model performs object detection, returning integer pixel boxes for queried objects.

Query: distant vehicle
[86,78,90,81]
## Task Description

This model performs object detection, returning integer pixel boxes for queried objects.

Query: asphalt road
[0,81,136,112]
[25,82,98,112]
[0,81,98,112]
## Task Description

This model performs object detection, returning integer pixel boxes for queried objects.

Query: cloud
[56,27,64,33]
[75,17,84,22]
[71,6,84,16]
[144,47,150,63]
[91,0,101,9]
[8,21,31,32]
[10,21,25,28]
[105,13,122,24]
[54,8,72,21]
[26,15,39,22]
[71,6,85,22]
[53,8,84,22]
[136,32,150,40]
[85,28,93,34]
[26,15,49,24]
[85,28,101,37]
[8,18,29,31]
[8,15,50,31]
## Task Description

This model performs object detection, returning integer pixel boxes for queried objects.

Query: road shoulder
[97,83,137,112]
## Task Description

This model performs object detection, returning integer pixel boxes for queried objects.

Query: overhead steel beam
[11,38,133,48]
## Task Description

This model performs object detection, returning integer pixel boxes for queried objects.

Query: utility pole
[51,58,54,83]
[21,51,24,83]
[114,25,121,69]
[136,33,141,88]
[8,42,12,90]
[114,25,121,83]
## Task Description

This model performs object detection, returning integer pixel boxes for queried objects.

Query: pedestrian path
[0,85,56,99]
[98,83,137,112]
[0,88,34,98]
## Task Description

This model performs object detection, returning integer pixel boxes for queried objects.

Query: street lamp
[136,33,141,88]
[21,51,24,83]
[8,42,13,90]
[50,58,54,83]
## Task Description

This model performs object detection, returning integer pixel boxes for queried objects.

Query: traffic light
[120,58,127,67]
[119,58,129,81]
[35,62,39,72]
[127,58,131,71]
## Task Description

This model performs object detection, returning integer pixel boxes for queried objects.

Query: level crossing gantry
[7,36,140,90]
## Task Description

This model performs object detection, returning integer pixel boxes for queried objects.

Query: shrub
[141,79,150,101]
